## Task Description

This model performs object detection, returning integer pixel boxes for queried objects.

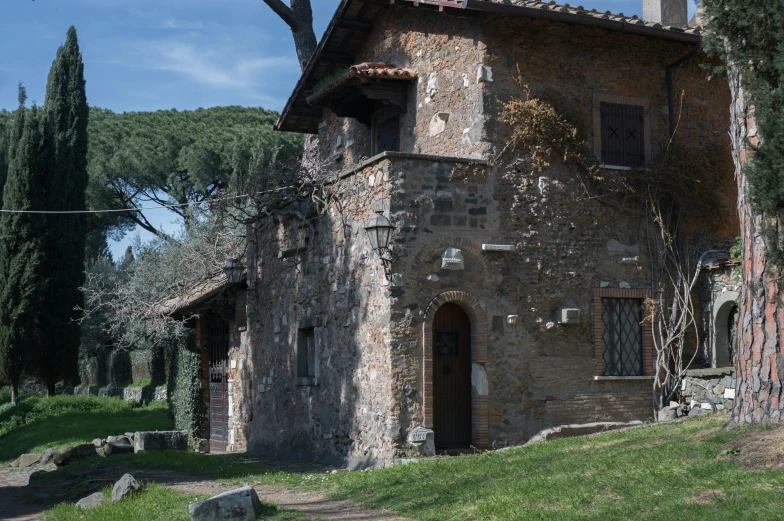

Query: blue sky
[0,0,697,259]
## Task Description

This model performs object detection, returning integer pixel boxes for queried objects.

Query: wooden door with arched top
[433,303,472,449]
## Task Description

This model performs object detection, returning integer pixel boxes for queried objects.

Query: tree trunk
[10,381,18,406]
[262,0,317,71]
[47,380,56,397]
[729,66,784,424]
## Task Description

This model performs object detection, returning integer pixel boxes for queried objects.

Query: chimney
[643,0,688,28]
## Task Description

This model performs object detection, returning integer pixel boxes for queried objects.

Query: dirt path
[0,464,412,521]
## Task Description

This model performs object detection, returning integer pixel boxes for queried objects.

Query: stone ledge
[338,151,489,180]
[593,376,654,381]
[683,367,734,377]
[62,385,167,403]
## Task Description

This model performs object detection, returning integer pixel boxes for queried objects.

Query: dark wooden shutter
[601,103,624,166]
[375,116,400,153]
[600,103,644,167]
[623,105,644,166]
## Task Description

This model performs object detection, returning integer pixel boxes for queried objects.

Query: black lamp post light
[223,258,244,285]
[364,211,395,281]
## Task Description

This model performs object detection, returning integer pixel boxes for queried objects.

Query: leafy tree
[38,26,89,393]
[87,106,302,240]
[702,1,784,424]
[0,87,47,405]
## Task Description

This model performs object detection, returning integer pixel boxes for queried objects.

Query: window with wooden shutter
[600,103,645,167]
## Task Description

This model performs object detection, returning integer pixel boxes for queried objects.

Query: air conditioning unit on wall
[558,308,581,325]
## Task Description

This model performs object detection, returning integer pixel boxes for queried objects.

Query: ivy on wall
[166,333,207,445]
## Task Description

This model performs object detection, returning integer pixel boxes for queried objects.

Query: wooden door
[433,303,472,449]
[208,314,229,452]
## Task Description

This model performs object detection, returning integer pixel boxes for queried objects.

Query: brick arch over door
[423,291,489,449]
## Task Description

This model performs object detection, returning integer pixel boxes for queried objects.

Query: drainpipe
[667,42,702,139]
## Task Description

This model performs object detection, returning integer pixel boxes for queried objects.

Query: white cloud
[134,40,298,91]
[157,18,205,30]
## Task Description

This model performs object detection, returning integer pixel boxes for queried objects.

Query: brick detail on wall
[547,386,652,425]
[422,290,489,448]
[592,288,654,377]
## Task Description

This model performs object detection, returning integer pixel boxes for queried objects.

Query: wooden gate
[208,314,229,452]
[433,303,472,449]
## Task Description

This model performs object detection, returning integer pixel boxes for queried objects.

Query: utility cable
[0,184,297,215]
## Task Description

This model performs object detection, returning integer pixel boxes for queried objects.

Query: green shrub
[167,333,207,445]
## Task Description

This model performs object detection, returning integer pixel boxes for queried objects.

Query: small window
[296,328,316,380]
[601,298,643,376]
[600,103,644,167]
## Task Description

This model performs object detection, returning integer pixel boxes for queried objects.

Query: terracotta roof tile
[307,63,417,106]
[476,0,702,35]
[349,63,417,80]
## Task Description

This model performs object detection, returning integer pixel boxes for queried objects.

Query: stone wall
[681,368,736,412]
[65,385,167,403]
[697,264,740,369]
[246,161,397,468]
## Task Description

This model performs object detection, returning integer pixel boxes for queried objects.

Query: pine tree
[0,87,47,405]
[38,26,89,394]
[703,1,784,424]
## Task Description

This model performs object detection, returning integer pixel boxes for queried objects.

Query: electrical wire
[0,185,297,215]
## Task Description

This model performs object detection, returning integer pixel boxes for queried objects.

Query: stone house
[181,0,739,465]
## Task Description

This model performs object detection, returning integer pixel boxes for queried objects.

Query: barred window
[601,298,644,376]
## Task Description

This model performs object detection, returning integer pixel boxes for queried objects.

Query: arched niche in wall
[712,291,739,368]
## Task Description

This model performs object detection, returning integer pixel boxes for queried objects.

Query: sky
[0,0,698,260]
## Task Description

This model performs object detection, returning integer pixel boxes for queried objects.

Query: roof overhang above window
[306,63,417,126]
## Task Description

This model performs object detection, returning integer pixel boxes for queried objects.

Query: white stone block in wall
[476,65,493,83]
[429,112,450,137]
[724,388,735,400]
[472,364,488,396]
[426,73,438,96]
[482,244,515,252]
[441,248,464,270]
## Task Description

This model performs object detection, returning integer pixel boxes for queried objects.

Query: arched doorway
[433,303,472,449]
[713,293,739,368]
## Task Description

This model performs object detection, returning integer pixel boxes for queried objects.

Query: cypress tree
[0,87,47,405]
[0,118,10,207]
[38,26,89,393]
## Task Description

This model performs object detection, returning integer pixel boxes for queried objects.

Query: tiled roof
[307,63,417,106]
[475,0,701,35]
[349,63,417,80]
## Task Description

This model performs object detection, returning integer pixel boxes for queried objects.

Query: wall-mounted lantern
[364,210,395,280]
[223,258,244,285]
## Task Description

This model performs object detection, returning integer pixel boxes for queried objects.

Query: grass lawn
[41,484,309,521]
[0,392,172,463]
[30,413,784,521]
[310,416,784,520]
